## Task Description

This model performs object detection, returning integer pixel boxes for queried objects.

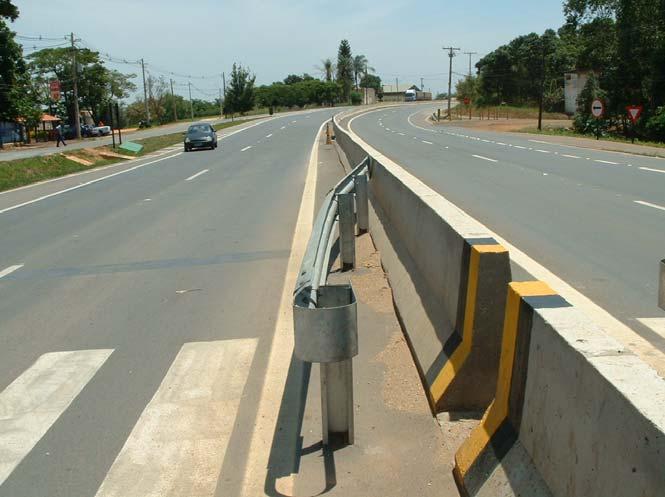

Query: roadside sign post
[591,99,604,140]
[626,105,643,144]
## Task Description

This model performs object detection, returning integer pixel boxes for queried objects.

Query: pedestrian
[55,123,66,147]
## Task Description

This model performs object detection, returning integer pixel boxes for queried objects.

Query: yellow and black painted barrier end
[426,237,510,412]
[452,281,571,497]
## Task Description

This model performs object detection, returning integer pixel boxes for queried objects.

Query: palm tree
[317,58,335,82]
[353,55,374,89]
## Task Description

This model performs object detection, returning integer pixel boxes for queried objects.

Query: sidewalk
[263,125,463,496]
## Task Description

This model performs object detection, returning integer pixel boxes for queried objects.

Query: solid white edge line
[0,264,23,279]
[345,107,665,376]
[240,119,327,496]
[634,200,665,212]
[639,167,665,174]
[185,169,209,181]
[0,153,182,215]
[472,154,498,163]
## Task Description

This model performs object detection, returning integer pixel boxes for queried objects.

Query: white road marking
[421,140,433,145]
[529,139,551,144]
[265,133,273,138]
[562,154,581,159]
[639,167,665,174]
[185,169,209,181]
[513,145,527,149]
[0,264,23,279]
[637,318,665,339]
[398,132,406,136]
[594,159,619,165]
[496,142,507,146]
[241,146,252,152]
[95,340,256,497]
[280,126,286,130]
[385,128,391,131]
[634,200,665,212]
[291,120,297,124]
[535,149,551,154]
[240,120,328,497]
[472,154,498,163]
[0,349,113,485]
[0,153,182,216]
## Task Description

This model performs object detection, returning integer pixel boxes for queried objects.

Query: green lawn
[0,118,260,193]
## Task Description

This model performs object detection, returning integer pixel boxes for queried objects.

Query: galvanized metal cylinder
[338,192,356,270]
[354,174,369,234]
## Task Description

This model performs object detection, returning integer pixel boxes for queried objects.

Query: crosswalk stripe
[94,339,257,497]
[0,349,113,485]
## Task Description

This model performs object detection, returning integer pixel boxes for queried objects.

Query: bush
[646,107,665,142]
[350,91,363,105]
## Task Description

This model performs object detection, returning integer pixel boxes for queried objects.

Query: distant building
[382,83,420,102]
[564,71,594,115]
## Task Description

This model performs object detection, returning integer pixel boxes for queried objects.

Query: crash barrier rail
[333,109,665,496]
[293,154,370,445]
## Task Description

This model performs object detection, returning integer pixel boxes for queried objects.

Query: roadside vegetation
[455,0,665,144]
[445,105,568,121]
[0,118,257,193]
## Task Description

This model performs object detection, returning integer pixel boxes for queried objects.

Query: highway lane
[0,108,333,497]
[350,104,665,355]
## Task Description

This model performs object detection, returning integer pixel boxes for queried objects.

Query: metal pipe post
[338,192,356,270]
[354,174,369,234]
[320,359,354,445]
[659,259,665,311]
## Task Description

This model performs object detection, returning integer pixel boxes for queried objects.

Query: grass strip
[0,118,259,193]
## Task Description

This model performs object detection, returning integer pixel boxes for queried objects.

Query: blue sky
[12,0,566,99]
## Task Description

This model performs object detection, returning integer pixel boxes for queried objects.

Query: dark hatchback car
[184,123,218,151]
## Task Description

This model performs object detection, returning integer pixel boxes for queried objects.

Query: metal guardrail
[659,259,664,311]
[293,155,370,446]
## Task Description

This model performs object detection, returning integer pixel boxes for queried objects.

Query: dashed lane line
[639,167,665,174]
[421,140,433,145]
[0,264,23,279]
[634,200,665,212]
[472,154,498,163]
[562,154,581,159]
[241,146,252,152]
[185,169,209,181]
[594,159,620,165]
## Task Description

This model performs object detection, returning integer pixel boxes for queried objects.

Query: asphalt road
[349,104,665,354]
[0,113,265,162]
[0,108,336,497]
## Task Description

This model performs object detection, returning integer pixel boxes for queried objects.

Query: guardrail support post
[338,192,356,270]
[659,259,665,311]
[354,174,369,234]
[321,359,354,445]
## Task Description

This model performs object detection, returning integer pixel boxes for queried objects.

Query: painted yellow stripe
[429,245,506,405]
[455,281,554,477]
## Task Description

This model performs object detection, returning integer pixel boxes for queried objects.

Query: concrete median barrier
[333,113,511,412]
[454,281,665,497]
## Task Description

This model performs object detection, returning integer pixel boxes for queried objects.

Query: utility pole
[420,77,424,91]
[464,51,477,77]
[169,78,177,122]
[70,33,81,139]
[443,46,460,120]
[395,77,399,100]
[222,72,227,117]
[188,81,194,120]
[538,44,546,131]
[364,62,368,105]
[141,58,150,123]
[219,88,223,117]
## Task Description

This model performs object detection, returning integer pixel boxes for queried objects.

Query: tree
[317,58,335,82]
[224,63,255,115]
[283,74,303,85]
[352,54,374,89]
[0,0,30,122]
[336,40,353,101]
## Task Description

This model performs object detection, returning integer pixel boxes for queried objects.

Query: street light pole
[70,32,81,139]
[188,81,194,120]
[443,46,460,120]
[141,58,150,123]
